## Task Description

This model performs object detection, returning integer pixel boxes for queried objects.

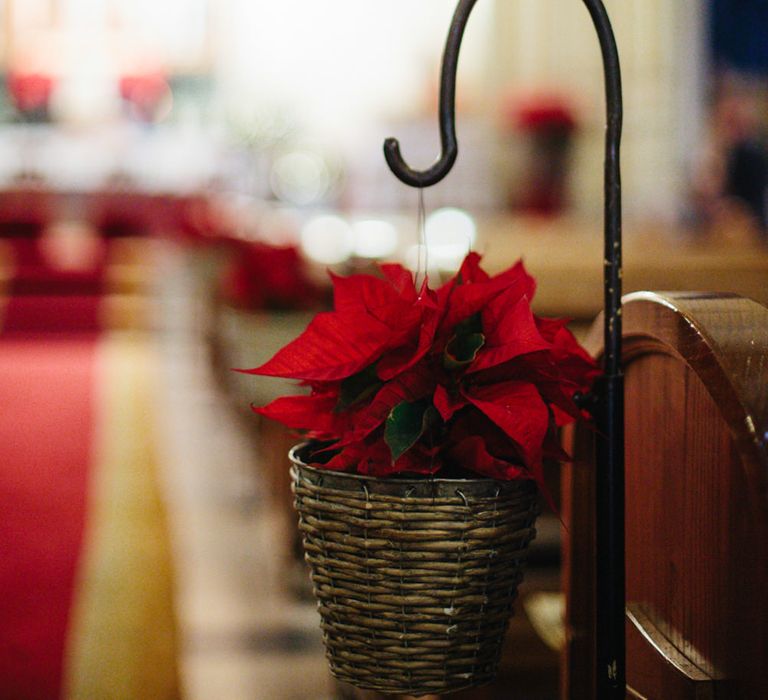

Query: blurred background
[0,1,766,699]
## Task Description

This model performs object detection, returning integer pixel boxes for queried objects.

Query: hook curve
[383,0,478,188]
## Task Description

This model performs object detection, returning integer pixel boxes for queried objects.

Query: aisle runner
[64,334,179,699]
[0,332,180,699]
[0,336,96,699]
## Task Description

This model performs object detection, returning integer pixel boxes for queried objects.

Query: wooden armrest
[625,603,733,699]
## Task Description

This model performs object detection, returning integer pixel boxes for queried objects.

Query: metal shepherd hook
[383,1,625,697]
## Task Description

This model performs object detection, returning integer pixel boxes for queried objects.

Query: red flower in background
[220,239,323,312]
[244,253,598,493]
[119,71,171,121]
[7,71,54,114]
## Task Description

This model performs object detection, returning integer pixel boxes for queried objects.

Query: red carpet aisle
[0,336,97,699]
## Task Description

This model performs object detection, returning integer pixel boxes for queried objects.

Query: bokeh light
[300,214,354,265]
[270,150,331,206]
[352,219,399,259]
[424,207,477,270]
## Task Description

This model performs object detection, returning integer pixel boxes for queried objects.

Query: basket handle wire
[382,2,625,696]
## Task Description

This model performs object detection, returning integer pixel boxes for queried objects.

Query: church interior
[1,2,767,699]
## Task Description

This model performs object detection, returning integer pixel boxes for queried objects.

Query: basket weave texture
[290,445,540,697]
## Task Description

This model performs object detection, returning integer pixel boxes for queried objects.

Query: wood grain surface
[562,291,768,699]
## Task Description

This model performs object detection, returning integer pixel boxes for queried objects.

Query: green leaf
[337,365,382,411]
[454,313,483,336]
[384,399,431,462]
[444,332,485,370]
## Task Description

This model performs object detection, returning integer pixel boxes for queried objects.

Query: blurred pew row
[0,188,214,333]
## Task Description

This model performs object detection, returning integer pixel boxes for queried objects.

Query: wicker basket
[290,444,540,697]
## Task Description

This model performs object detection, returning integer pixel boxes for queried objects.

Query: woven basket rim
[290,442,537,500]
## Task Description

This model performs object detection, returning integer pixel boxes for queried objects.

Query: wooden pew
[562,291,768,698]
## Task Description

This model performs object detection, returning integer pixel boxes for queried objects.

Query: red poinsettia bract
[243,253,598,490]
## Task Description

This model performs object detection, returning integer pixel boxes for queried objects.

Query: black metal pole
[581,3,625,697]
[383,2,624,697]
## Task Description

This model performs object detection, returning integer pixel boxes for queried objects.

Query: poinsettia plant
[244,253,598,493]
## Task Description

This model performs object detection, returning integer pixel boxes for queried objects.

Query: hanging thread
[415,187,428,292]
